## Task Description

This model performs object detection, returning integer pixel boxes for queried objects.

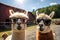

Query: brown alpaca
[36,11,55,40]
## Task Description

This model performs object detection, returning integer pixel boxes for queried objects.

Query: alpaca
[2,9,29,40]
[36,11,55,40]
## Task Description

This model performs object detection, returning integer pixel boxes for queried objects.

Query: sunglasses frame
[37,19,51,26]
[12,18,26,24]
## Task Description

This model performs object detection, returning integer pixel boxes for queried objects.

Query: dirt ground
[26,24,60,40]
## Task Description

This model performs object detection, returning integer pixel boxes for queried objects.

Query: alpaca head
[9,9,29,31]
[36,11,55,33]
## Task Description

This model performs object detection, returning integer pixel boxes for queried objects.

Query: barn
[0,3,35,31]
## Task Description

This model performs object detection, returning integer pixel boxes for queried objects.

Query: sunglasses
[12,18,25,23]
[37,19,51,26]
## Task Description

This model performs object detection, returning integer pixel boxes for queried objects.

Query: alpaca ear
[24,10,29,19]
[24,10,28,16]
[9,9,14,15]
[36,11,39,16]
[49,11,55,18]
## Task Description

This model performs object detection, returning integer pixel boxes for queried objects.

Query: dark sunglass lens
[20,18,25,23]
[44,19,51,25]
[22,19,25,22]
[37,19,41,23]
[13,19,17,22]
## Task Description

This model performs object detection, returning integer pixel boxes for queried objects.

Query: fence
[0,22,11,31]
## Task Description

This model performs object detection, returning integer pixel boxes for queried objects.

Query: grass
[0,30,11,38]
[27,25,36,31]
[0,25,36,38]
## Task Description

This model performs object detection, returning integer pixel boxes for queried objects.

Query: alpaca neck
[11,30,25,40]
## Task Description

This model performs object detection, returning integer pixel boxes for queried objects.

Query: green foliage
[36,4,60,18]
[32,9,36,16]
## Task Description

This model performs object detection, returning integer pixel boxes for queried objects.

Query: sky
[0,0,60,11]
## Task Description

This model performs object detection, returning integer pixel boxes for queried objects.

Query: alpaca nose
[39,24,44,31]
[17,25,21,30]
[17,19,22,30]
[38,20,44,31]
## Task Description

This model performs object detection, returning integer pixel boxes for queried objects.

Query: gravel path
[26,29,36,40]
[52,25,60,40]
[26,25,60,40]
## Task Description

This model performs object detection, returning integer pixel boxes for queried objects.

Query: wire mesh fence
[0,22,11,31]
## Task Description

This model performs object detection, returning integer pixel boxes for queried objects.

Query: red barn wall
[0,3,35,29]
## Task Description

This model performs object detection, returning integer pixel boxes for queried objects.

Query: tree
[36,4,60,18]
[32,9,36,16]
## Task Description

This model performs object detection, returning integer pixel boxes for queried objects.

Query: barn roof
[0,3,35,22]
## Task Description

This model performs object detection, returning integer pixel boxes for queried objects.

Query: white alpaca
[4,9,29,40]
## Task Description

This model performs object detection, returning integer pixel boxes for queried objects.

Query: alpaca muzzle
[17,25,21,30]
[39,24,44,31]
[17,19,22,30]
